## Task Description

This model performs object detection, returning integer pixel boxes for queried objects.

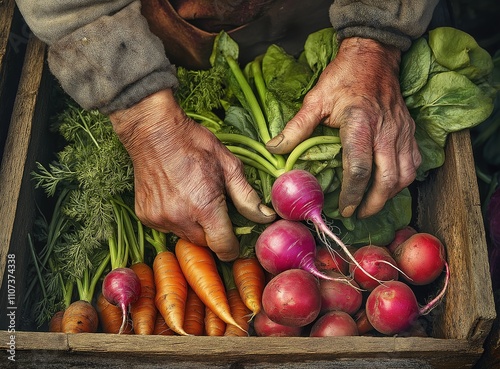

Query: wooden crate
[1,0,30,162]
[0,35,496,369]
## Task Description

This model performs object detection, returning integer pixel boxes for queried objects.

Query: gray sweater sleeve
[329,0,440,51]
[15,0,178,114]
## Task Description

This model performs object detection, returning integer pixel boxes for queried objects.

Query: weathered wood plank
[0,331,484,368]
[0,0,16,71]
[417,130,496,344]
[0,0,27,157]
[0,36,46,287]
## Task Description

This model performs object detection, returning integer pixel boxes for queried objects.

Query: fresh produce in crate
[318,271,362,315]
[262,269,321,327]
[392,232,447,286]
[253,310,303,337]
[309,310,359,337]
[26,25,496,338]
[349,245,400,291]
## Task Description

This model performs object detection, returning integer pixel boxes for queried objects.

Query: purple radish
[255,219,341,280]
[271,169,381,285]
[102,267,141,334]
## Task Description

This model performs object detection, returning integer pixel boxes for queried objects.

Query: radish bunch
[254,169,449,337]
[256,226,449,337]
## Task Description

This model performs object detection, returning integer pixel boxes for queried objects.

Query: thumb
[265,104,321,154]
[226,174,276,225]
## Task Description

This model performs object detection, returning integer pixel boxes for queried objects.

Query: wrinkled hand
[110,90,276,261]
[266,37,421,219]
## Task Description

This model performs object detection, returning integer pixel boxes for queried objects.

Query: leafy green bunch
[32,103,134,279]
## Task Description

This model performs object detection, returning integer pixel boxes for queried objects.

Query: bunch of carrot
[45,227,266,336]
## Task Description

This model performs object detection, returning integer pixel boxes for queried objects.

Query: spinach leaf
[428,27,494,83]
[303,27,339,89]
[323,188,412,246]
[400,37,431,97]
[406,71,494,147]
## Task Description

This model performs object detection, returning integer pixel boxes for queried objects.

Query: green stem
[88,254,111,300]
[258,169,273,205]
[226,55,271,144]
[28,234,48,301]
[121,204,142,265]
[250,56,268,117]
[113,196,145,262]
[216,133,281,168]
[284,135,342,172]
[186,112,224,127]
[76,109,100,149]
[231,151,282,177]
[37,188,70,268]
[147,229,168,255]
[63,280,74,309]
[110,201,128,269]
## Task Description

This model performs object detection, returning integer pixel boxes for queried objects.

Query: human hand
[110,90,276,261]
[266,37,421,219]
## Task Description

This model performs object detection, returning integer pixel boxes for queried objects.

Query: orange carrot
[183,287,205,336]
[220,262,251,337]
[153,250,190,336]
[232,257,265,318]
[224,288,251,337]
[61,300,99,333]
[49,311,64,332]
[130,262,157,335]
[204,306,226,336]
[175,239,245,333]
[153,313,177,335]
[96,293,133,334]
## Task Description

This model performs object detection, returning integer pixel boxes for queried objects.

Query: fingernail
[259,204,276,218]
[266,133,284,148]
[341,205,356,218]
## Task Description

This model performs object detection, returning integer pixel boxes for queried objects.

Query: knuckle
[346,163,371,182]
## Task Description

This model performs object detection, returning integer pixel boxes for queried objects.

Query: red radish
[387,226,418,253]
[262,269,321,327]
[350,245,399,291]
[319,271,362,315]
[102,267,141,334]
[393,233,446,285]
[271,169,381,286]
[315,246,349,275]
[365,263,449,336]
[309,310,359,337]
[255,219,340,280]
[253,311,303,337]
[354,309,374,335]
